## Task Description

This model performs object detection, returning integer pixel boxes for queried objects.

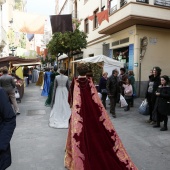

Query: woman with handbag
[98,72,108,108]
[153,75,170,131]
[145,67,161,125]
[123,78,133,111]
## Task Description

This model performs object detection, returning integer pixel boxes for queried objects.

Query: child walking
[123,78,133,111]
[153,75,170,131]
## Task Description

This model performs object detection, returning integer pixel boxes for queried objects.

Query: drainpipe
[138,38,143,97]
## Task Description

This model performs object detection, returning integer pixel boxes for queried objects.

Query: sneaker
[160,127,168,131]
[112,114,116,118]
[16,112,20,115]
[124,108,129,111]
[145,120,152,123]
[150,121,156,125]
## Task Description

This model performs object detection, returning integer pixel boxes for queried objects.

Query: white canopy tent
[72,54,124,76]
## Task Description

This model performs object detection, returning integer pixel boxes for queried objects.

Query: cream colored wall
[78,2,170,43]
[137,26,170,81]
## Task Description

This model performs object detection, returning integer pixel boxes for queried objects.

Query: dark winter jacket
[98,77,107,93]
[155,85,170,115]
[0,87,16,170]
[145,75,161,101]
[106,75,119,97]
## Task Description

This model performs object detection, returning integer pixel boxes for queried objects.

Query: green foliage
[41,55,56,65]
[14,0,23,10]
[47,19,87,56]
[86,63,103,84]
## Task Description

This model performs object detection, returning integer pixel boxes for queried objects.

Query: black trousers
[147,93,156,121]
[101,93,107,109]
[157,111,168,127]
[109,96,117,115]
[125,98,131,110]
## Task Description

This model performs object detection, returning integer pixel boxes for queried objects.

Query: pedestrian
[128,70,136,107]
[49,69,71,128]
[118,67,128,96]
[0,87,16,170]
[23,66,29,85]
[153,75,170,131]
[45,66,60,107]
[98,72,108,109]
[41,68,51,96]
[106,69,120,118]
[31,66,39,83]
[64,63,137,170]
[123,78,133,111]
[0,67,20,115]
[145,67,161,125]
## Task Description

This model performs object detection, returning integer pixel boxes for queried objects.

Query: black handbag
[101,89,107,94]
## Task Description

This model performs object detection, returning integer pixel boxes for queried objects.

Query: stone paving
[7,83,170,170]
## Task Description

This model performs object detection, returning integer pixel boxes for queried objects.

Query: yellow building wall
[137,26,170,81]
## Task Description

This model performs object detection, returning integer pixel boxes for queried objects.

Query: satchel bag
[120,95,128,107]
[101,89,107,94]
[139,99,149,115]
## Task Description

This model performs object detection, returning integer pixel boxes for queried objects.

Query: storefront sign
[134,63,138,67]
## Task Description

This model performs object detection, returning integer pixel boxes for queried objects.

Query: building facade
[56,0,170,96]
[0,0,7,57]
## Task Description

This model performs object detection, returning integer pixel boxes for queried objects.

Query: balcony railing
[0,26,7,46]
[120,0,127,7]
[109,5,117,15]
[155,0,170,7]
[136,0,149,3]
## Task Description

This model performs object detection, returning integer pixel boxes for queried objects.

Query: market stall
[0,56,41,99]
[72,54,124,76]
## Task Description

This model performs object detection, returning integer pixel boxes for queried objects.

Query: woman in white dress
[49,69,71,128]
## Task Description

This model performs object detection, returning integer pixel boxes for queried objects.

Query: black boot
[153,122,160,128]
[160,116,168,131]
[160,127,168,131]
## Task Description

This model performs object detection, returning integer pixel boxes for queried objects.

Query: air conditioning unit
[0,0,6,5]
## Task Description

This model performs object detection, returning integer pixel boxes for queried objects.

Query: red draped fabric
[96,9,109,25]
[65,77,138,170]
[88,15,94,21]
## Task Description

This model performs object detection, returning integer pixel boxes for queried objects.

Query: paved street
[8,83,170,170]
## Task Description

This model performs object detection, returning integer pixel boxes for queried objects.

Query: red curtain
[96,9,109,25]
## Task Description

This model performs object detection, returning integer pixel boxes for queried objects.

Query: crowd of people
[1,63,170,170]
[145,67,170,131]
[98,68,136,118]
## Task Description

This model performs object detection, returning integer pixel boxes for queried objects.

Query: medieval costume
[31,68,39,83]
[64,76,138,170]
[45,70,59,106]
[36,71,44,86]
[41,71,51,96]
[49,73,71,128]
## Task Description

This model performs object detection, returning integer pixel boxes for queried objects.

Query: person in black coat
[145,66,161,124]
[153,75,170,131]
[106,69,119,118]
[98,72,108,109]
[0,87,16,170]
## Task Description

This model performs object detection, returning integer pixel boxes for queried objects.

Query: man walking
[106,69,119,118]
[0,67,20,115]
[0,87,16,170]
